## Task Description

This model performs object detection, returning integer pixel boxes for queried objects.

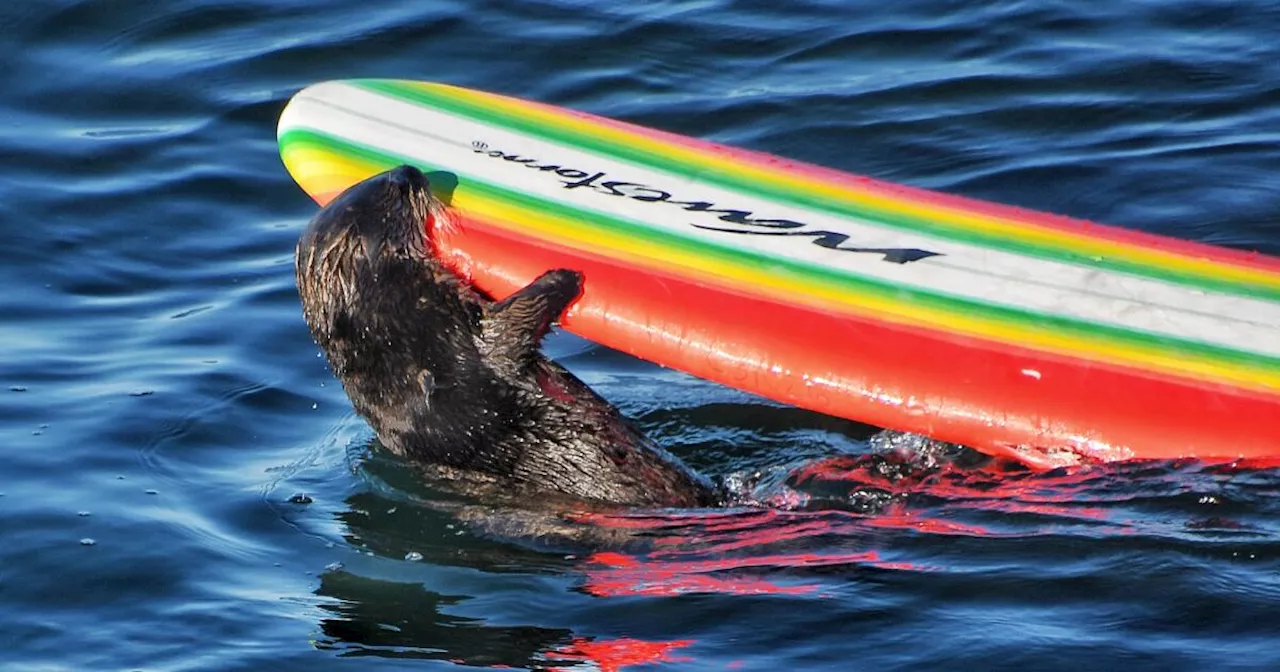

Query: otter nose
[387,164,429,191]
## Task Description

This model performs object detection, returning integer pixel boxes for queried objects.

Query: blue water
[4,1,1280,670]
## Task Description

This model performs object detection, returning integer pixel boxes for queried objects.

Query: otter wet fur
[295,165,720,508]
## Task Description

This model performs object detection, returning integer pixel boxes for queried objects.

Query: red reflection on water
[546,637,694,672]
[862,513,995,537]
[581,548,923,597]
[796,454,1126,530]
[568,499,939,596]
[565,509,794,551]
[953,498,1108,522]
[561,452,1277,600]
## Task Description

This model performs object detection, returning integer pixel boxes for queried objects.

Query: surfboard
[278,79,1280,468]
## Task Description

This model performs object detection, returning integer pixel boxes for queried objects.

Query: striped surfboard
[278,79,1280,468]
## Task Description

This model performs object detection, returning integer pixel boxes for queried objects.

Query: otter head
[294,164,457,350]
[296,164,441,277]
[293,163,474,432]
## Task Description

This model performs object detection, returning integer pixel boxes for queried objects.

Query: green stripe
[355,78,1280,304]
[281,127,1280,384]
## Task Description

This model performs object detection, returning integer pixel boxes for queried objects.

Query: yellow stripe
[280,145,383,201]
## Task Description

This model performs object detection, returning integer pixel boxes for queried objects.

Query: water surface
[2,1,1279,670]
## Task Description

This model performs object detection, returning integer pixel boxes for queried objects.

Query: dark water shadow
[314,570,573,666]
[426,170,458,206]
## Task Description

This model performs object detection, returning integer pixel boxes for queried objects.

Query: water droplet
[404,551,423,562]
[145,489,159,495]
[312,403,318,409]
[77,511,91,517]
[386,507,397,514]
[80,538,96,546]
[288,493,314,505]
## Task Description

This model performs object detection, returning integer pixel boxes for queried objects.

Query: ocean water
[3,1,1279,670]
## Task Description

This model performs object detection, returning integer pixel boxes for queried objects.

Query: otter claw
[480,269,585,373]
[521,269,583,321]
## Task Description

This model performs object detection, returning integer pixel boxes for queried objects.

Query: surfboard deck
[278,79,1280,468]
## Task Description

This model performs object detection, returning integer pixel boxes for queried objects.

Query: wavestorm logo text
[471,141,941,264]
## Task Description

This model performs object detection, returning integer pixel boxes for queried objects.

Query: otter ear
[480,269,583,367]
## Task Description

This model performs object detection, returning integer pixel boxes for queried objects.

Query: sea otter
[295,164,719,508]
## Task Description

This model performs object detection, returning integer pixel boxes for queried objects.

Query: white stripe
[280,82,1280,358]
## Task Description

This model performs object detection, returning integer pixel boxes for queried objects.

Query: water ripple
[3,0,1279,670]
